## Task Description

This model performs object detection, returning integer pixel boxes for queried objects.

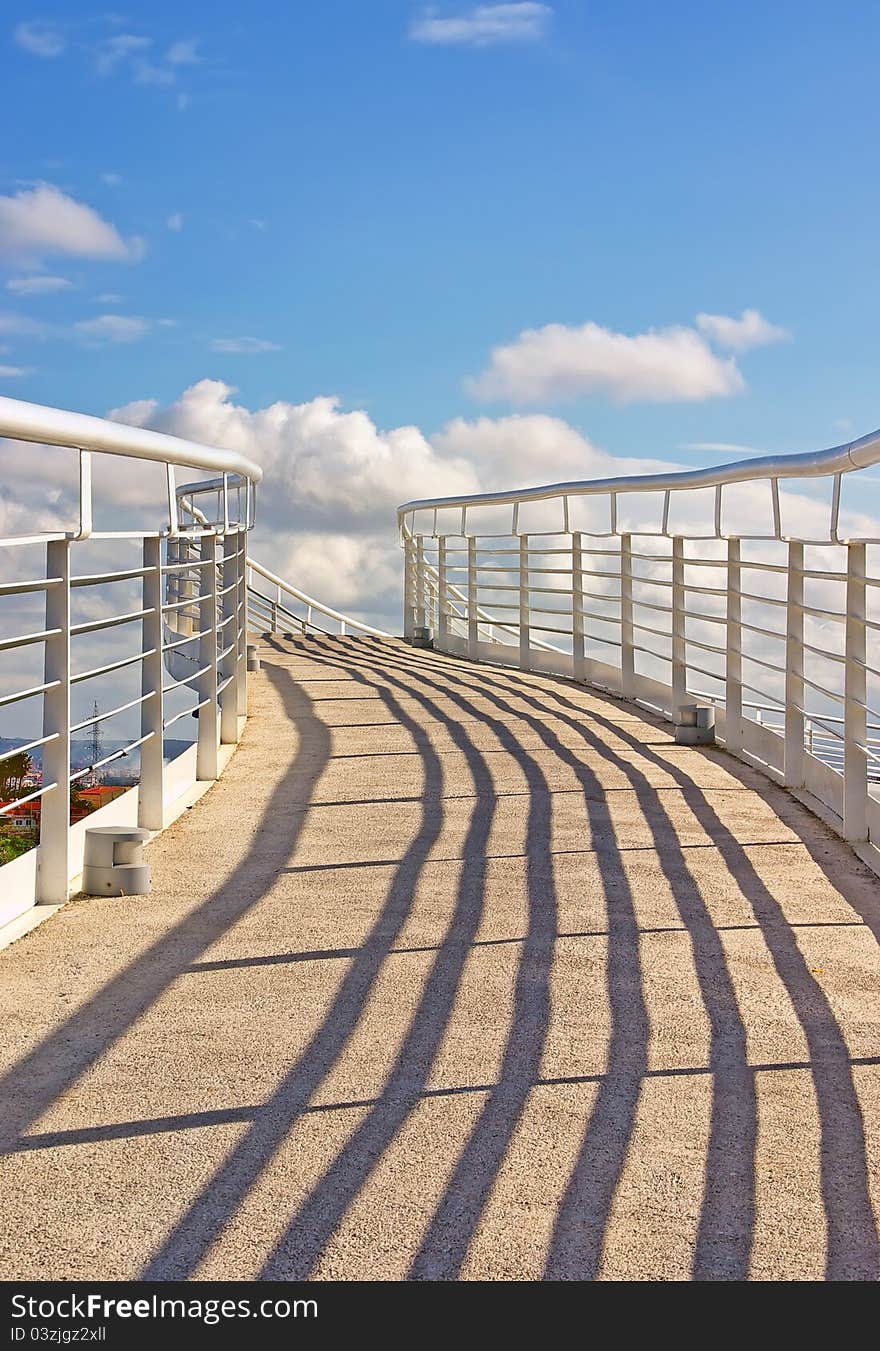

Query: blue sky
[3,0,880,465]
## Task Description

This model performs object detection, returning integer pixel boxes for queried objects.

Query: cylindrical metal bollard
[82,826,151,896]
[247,642,261,671]
[674,703,716,746]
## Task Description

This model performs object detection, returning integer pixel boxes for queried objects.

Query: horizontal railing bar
[162,557,214,572]
[684,660,725,684]
[71,565,153,587]
[70,691,154,733]
[739,618,786,641]
[738,590,787,607]
[739,648,787,674]
[0,678,61,709]
[163,665,210,694]
[740,679,785,707]
[162,593,212,613]
[683,634,727,655]
[0,394,262,482]
[681,583,728,599]
[0,576,63,595]
[802,640,845,663]
[0,533,67,549]
[579,586,622,603]
[217,673,234,694]
[799,672,844,703]
[0,731,60,763]
[0,626,62,652]
[71,648,156,685]
[71,607,155,637]
[162,630,208,653]
[69,731,155,783]
[163,701,207,730]
[0,783,56,814]
[798,603,846,622]
[630,597,673,616]
[632,619,672,642]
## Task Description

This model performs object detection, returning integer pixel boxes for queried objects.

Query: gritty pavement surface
[0,635,878,1281]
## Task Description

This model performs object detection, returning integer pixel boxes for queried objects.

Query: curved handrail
[397,425,880,521]
[246,557,392,638]
[0,394,263,484]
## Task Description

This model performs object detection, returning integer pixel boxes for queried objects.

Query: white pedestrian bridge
[0,394,878,1280]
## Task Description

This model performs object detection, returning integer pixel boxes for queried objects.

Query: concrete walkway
[1,635,878,1281]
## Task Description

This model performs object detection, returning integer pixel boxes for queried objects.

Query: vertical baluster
[671,536,687,717]
[620,532,634,699]
[196,533,219,781]
[36,539,71,903]
[844,541,867,841]
[236,533,247,717]
[519,534,530,670]
[571,530,585,682]
[784,541,805,789]
[437,536,449,649]
[725,537,743,755]
[219,532,238,744]
[138,536,165,831]
[403,534,416,640]
[415,535,427,631]
[467,536,478,659]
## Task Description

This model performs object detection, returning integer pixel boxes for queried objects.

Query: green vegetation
[0,828,38,865]
[0,751,33,801]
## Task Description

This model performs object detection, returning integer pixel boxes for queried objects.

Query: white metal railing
[245,557,391,640]
[0,395,262,925]
[398,428,880,869]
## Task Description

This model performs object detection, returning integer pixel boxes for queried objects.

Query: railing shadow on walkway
[141,634,877,1281]
[0,664,333,1155]
[1,635,877,1281]
[382,641,880,1280]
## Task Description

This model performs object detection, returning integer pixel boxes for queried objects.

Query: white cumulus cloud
[13,21,65,57]
[74,314,149,343]
[468,318,746,405]
[5,275,72,296]
[209,336,281,354]
[166,212,184,232]
[95,34,152,75]
[0,364,34,378]
[0,184,144,262]
[696,308,790,352]
[166,39,201,65]
[410,3,552,46]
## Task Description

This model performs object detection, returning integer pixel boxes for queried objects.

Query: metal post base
[674,703,716,745]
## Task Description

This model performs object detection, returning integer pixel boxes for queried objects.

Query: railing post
[403,535,416,640]
[725,537,743,755]
[467,536,478,659]
[671,536,687,718]
[437,536,449,649]
[784,541,805,789]
[571,531,585,682]
[519,534,530,669]
[844,541,867,841]
[620,532,634,699]
[197,533,219,781]
[36,538,71,903]
[415,535,427,632]
[220,532,239,744]
[236,533,247,716]
[138,535,165,831]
